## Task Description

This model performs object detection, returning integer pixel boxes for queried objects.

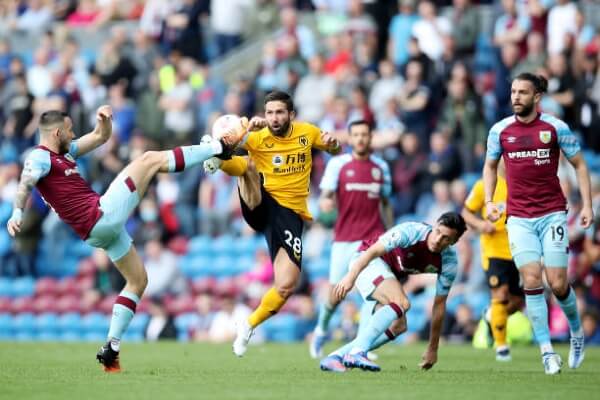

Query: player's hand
[221,116,249,146]
[419,347,438,370]
[203,157,222,174]
[333,274,355,302]
[486,202,501,222]
[319,197,335,213]
[480,220,496,234]
[96,105,113,123]
[248,116,267,132]
[6,208,23,237]
[321,131,339,151]
[579,205,594,229]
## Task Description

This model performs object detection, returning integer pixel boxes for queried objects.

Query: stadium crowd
[0,0,600,346]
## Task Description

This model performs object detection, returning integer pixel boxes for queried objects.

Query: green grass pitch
[0,342,598,400]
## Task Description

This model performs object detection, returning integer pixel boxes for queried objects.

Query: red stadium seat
[214,278,240,298]
[35,278,59,297]
[192,277,217,295]
[0,297,11,313]
[167,295,196,315]
[55,295,83,314]
[97,294,118,314]
[57,277,80,295]
[167,236,189,255]
[136,298,152,314]
[32,295,59,314]
[11,297,35,313]
[75,276,94,292]
[76,259,96,278]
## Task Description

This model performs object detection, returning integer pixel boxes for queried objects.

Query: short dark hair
[437,211,467,239]
[347,119,371,133]
[513,72,548,94]
[264,90,294,112]
[39,110,67,129]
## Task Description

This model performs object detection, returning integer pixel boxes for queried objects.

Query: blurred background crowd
[0,0,600,347]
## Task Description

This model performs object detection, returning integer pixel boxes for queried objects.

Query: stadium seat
[35,277,59,297]
[136,298,152,314]
[81,312,110,335]
[75,276,94,292]
[214,277,240,298]
[32,295,59,314]
[231,236,256,257]
[0,297,11,313]
[83,332,105,342]
[76,259,96,278]
[60,331,84,342]
[128,313,150,335]
[188,235,213,257]
[11,297,35,314]
[262,314,302,342]
[465,291,490,317]
[122,331,145,342]
[11,313,36,335]
[12,277,36,298]
[35,313,60,334]
[0,313,13,338]
[167,236,189,255]
[57,312,82,334]
[0,278,11,298]
[57,277,81,295]
[97,294,119,314]
[56,294,84,314]
[166,295,196,315]
[191,277,218,295]
[174,312,200,334]
[212,234,234,256]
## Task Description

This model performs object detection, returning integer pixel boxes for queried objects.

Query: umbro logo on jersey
[265,143,274,148]
[347,170,354,177]
[507,136,516,143]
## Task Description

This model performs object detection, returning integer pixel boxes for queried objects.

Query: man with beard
[6,106,243,372]
[483,72,594,374]
[309,120,393,359]
[204,90,341,357]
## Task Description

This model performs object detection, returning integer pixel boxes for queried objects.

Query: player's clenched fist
[96,105,113,122]
[320,131,339,150]
[248,116,268,132]
[485,202,501,222]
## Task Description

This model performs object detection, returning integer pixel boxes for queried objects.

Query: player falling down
[319,212,467,372]
[484,72,593,374]
[309,120,393,359]
[203,91,341,357]
[6,106,247,372]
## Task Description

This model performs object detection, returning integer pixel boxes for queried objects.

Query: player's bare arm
[567,152,594,228]
[381,198,394,229]
[461,207,496,234]
[333,241,386,301]
[318,189,336,213]
[320,131,341,155]
[6,172,38,237]
[76,105,113,156]
[419,294,447,370]
[482,158,500,222]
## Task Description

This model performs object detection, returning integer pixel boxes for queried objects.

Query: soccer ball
[211,114,242,140]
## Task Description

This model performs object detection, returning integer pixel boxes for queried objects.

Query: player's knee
[549,279,568,297]
[130,270,148,294]
[275,284,294,299]
[389,299,410,314]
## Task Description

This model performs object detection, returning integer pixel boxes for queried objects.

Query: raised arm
[74,105,113,157]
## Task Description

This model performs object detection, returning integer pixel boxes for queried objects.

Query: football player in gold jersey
[462,160,523,361]
[205,91,341,356]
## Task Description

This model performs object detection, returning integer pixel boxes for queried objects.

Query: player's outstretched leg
[234,249,299,357]
[97,247,147,372]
